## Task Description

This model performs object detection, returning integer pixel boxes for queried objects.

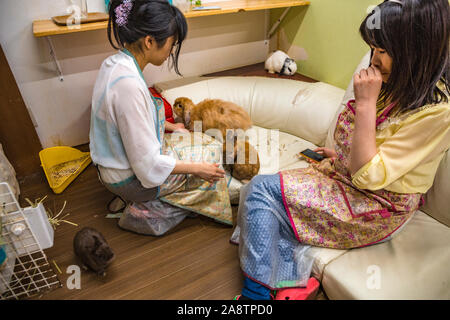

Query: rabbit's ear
[224,134,237,165]
[184,110,191,128]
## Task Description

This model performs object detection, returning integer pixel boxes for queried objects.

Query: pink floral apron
[279,100,422,249]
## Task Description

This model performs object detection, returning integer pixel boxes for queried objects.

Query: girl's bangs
[360,15,386,50]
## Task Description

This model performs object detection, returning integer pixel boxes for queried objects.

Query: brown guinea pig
[73,227,115,276]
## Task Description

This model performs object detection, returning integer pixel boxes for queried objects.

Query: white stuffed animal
[264,50,298,76]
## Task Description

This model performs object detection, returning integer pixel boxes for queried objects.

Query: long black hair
[107,0,188,75]
[360,0,449,113]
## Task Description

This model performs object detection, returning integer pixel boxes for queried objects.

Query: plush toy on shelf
[265,50,298,76]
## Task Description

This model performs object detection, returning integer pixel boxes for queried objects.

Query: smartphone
[300,149,325,163]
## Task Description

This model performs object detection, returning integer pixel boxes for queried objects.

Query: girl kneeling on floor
[90,0,231,236]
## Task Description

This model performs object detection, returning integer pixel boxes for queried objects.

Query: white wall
[0,0,269,148]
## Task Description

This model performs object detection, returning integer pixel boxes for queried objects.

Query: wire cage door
[0,182,61,300]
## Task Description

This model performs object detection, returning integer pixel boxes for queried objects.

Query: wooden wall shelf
[32,0,310,81]
[33,0,310,37]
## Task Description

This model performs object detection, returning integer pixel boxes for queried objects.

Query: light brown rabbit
[173,97,252,137]
[173,97,260,181]
[223,139,260,184]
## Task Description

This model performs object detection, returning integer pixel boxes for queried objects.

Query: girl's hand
[174,127,190,134]
[170,122,190,133]
[313,147,338,161]
[353,65,383,108]
[195,162,225,183]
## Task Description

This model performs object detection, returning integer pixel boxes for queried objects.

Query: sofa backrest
[325,52,450,227]
[325,51,372,150]
[162,76,345,147]
[422,150,450,227]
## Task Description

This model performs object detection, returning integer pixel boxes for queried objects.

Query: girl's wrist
[173,160,197,175]
[355,102,377,123]
[190,162,201,175]
[355,100,376,111]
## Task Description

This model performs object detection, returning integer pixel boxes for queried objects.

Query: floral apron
[279,100,422,249]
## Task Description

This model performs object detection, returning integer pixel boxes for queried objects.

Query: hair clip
[388,0,403,5]
[115,0,133,27]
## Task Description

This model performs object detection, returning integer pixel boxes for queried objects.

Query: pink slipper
[275,277,320,300]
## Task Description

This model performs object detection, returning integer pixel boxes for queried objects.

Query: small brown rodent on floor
[73,227,115,276]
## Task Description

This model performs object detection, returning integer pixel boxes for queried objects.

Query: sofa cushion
[421,150,450,227]
[254,126,318,174]
[161,77,344,147]
[248,79,345,147]
[322,210,450,299]
[227,125,318,204]
[308,247,348,282]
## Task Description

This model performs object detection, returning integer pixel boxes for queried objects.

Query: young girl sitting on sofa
[234,0,450,300]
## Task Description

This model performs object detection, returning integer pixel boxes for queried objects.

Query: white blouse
[89,51,176,188]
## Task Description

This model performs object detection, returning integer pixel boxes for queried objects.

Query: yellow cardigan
[351,101,450,194]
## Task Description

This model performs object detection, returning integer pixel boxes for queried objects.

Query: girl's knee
[248,174,281,198]
[249,175,266,186]
[249,174,275,189]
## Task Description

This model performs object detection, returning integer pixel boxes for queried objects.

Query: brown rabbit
[173,97,252,137]
[173,97,260,181]
[73,227,115,276]
[223,139,260,183]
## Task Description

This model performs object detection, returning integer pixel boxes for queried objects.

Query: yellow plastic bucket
[39,147,92,194]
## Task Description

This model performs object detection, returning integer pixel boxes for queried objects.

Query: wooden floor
[19,163,242,300]
[16,64,323,300]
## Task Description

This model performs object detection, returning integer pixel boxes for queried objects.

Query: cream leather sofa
[159,53,450,300]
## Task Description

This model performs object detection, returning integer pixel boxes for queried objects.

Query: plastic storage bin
[6,203,54,257]
[39,147,91,194]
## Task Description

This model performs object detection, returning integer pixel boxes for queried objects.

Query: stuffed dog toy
[265,50,298,76]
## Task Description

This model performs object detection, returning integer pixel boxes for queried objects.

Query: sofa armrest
[322,211,450,299]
